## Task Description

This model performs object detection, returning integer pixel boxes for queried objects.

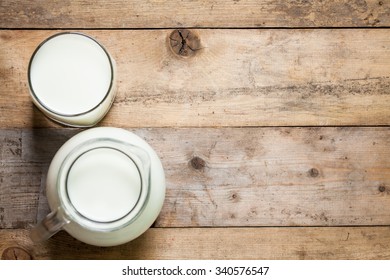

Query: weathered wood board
[1,127,389,229]
[1,227,390,260]
[1,0,389,28]
[0,29,389,128]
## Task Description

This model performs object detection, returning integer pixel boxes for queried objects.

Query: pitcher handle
[30,207,70,242]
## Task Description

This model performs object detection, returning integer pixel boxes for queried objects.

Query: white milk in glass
[28,33,116,127]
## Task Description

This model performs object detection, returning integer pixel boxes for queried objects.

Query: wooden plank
[1,29,390,128]
[0,130,21,162]
[0,163,43,229]
[1,227,390,259]
[1,127,390,228]
[0,0,389,28]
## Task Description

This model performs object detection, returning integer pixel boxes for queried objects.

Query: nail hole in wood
[169,29,202,58]
[229,191,240,202]
[190,156,206,170]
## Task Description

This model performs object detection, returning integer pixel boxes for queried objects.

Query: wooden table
[0,0,390,260]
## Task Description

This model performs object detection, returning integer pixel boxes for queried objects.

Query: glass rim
[27,32,115,118]
[65,146,143,224]
[57,137,151,232]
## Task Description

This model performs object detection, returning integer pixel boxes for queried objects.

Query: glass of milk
[30,127,166,246]
[28,32,116,127]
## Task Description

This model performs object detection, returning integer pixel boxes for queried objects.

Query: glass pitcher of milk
[28,32,116,127]
[30,127,165,246]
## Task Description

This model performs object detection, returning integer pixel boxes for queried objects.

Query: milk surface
[66,147,141,222]
[29,33,112,115]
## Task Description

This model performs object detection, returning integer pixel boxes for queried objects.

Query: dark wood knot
[169,29,202,58]
[190,156,206,170]
[1,247,32,260]
[379,185,386,193]
[308,168,319,178]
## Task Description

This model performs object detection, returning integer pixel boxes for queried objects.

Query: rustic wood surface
[1,228,390,260]
[0,0,390,260]
[1,128,390,229]
[1,29,390,128]
[1,0,389,28]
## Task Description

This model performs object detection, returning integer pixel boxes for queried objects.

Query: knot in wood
[169,29,201,58]
[190,156,206,170]
[1,247,32,260]
[308,168,319,178]
[378,185,386,192]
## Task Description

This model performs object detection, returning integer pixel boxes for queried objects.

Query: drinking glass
[28,32,116,127]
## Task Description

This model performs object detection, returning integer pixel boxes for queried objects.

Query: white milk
[66,148,141,222]
[34,127,166,246]
[28,33,116,127]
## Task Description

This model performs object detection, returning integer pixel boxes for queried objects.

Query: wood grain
[0,162,43,229]
[0,0,389,28]
[1,227,390,259]
[1,127,389,228]
[0,29,390,128]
